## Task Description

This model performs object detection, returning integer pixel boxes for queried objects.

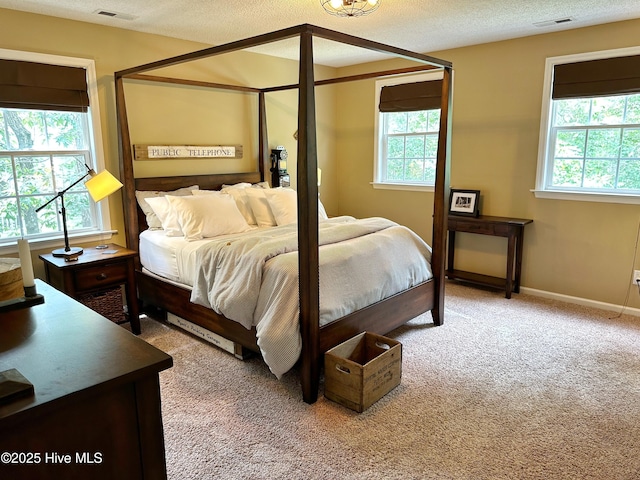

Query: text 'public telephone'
[270,146,290,187]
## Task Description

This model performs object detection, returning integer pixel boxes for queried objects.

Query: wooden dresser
[0,280,172,479]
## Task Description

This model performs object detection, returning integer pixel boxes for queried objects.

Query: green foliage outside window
[0,108,96,240]
[382,109,440,184]
[550,94,640,191]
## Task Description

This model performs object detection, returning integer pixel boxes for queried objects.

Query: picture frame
[449,189,480,217]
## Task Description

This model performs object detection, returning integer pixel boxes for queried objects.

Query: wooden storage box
[0,259,22,301]
[324,332,402,412]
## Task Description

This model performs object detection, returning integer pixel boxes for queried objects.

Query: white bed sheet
[140,228,259,285]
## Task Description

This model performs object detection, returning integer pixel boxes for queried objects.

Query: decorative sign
[133,144,243,160]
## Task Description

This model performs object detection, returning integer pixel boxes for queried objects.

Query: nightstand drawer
[75,263,128,291]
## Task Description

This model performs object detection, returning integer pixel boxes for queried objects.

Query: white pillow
[220,182,251,190]
[264,188,330,226]
[220,181,270,190]
[318,199,329,221]
[135,185,198,229]
[264,188,297,225]
[198,188,257,226]
[144,196,183,237]
[165,194,251,241]
[244,188,277,227]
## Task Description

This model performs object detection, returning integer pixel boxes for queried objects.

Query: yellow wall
[3,7,640,308]
[333,18,640,307]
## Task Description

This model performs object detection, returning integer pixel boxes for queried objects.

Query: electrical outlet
[633,270,640,285]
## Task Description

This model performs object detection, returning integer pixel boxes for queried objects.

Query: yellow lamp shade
[85,169,123,202]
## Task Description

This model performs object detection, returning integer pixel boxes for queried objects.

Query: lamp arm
[35,164,93,213]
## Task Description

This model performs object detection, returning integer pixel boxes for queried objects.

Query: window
[0,49,111,249]
[535,48,640,203]
[373,72,443,191]
[548,95,640,190]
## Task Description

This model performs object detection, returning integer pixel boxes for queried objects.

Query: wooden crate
[0,259,22,302]
[324,332,402,412]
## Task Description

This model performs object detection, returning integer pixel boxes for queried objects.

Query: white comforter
[190,216,432,377]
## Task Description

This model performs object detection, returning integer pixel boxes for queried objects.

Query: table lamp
[36,164,123,259]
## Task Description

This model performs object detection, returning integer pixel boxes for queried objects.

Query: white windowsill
[0,230,117,255]
[531,189,640,205]
[371,182,435,192]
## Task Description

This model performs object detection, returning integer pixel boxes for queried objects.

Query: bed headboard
[132,171,261,250]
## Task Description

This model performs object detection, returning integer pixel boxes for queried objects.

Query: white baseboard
[519,286,640,317]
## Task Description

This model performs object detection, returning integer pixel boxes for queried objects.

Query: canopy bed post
[258,91,269,184]
[297,29,321,404]
[430,65,453,327]
[114,74,139,257]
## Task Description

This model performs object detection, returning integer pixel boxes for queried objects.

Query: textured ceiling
[1,0,640,67]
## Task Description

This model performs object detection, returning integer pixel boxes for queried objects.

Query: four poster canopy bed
[115,24,452,404]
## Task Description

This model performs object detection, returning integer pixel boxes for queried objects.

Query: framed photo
[449,189,480,217]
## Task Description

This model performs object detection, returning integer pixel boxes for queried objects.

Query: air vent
[93,9,137,21]
[534,17,575,28]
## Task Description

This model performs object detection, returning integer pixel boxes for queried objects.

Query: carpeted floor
[139,281,640,480]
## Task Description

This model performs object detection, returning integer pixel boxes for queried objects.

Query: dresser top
[0,280,171,424]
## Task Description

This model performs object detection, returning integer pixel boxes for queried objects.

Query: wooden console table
[447,215,533,298]
[0,280,173,479]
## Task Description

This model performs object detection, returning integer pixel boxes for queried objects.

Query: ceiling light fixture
[321,0,381,17]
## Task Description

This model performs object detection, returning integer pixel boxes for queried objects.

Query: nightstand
[40,243,141,334]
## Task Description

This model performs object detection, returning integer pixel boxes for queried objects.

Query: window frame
[0,48,114,253]
[372,71,443,192]
[533,46,640,205]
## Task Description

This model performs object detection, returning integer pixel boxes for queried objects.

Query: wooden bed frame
[114,24,453,404]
